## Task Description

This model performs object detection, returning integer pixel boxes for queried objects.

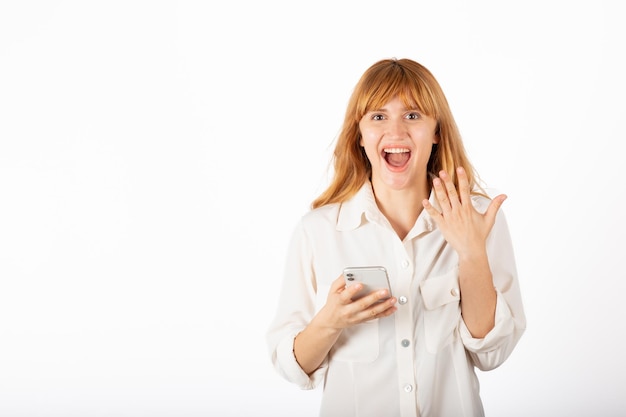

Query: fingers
[439,170,460,210]
[331,274,348,292]
[422,198,441,220]
[432,176,451,213]
[366,299,397,320]
[432,169,462,214]
[456,167,471,207]
[484,194,507,225]
[324,274,397,328]
[335,274,388,306]
[358,292,397,321]
[341,283,397,322]
[331,274,363,304]
[431,168,473,213]
[355,288,391,308]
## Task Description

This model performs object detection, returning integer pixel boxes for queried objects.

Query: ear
[433,125,441,144]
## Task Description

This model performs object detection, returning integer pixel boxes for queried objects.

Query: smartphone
[343,266,391,302]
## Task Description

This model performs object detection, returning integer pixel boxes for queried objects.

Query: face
[359,96,439,192]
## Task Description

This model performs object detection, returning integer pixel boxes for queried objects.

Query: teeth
[384,148,410,154]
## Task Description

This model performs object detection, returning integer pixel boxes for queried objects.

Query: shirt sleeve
[266,219,328,389]
[460,208,527,371]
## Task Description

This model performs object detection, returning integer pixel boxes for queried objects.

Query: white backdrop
[1,1,624,416]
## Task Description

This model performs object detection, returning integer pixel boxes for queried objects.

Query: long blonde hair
[312,58,482,209]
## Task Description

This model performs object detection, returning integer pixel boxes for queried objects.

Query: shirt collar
[336,181,436,236]
[336,181,378,231]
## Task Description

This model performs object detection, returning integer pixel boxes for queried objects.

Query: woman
[266,58,526,417]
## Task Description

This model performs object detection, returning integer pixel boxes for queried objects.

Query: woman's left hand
[422,167,507,258]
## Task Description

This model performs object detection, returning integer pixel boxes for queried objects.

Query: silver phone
[343,266,391,302]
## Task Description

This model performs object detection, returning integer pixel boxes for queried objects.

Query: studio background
[1,1,624,416]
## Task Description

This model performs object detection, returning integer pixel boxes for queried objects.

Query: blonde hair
[312,58,483,209]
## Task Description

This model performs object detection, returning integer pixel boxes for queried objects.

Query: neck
[371,179,430,240]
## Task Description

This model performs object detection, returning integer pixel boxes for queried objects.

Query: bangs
[354,63,439,121]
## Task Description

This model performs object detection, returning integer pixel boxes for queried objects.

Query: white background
[1,1,625,416]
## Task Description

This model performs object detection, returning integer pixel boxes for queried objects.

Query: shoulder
[471,189,512,235]
[286,203,341,248]
[470,186,509,214]
[470,192,491,214]
[298,183,371,232]
[299,202,342,229]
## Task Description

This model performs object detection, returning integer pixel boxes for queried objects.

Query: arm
[423,167,505,337]
[266,221,396,387]
[294,276,396,374]
[462,208,526,370]
[457,250,497,338]
[423,167,525,369]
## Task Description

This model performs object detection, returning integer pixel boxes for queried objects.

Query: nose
[385,118,408,139]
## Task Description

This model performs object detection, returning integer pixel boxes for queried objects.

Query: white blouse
[266,182,526,417]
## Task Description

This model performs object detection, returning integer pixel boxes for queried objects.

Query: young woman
[266,58,526,417]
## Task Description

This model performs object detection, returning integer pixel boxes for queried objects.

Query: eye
[372,113,385,121]
[406,112,421,120]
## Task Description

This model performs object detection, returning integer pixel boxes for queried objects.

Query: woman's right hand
[294,275,397,374]
[314,275,397,330]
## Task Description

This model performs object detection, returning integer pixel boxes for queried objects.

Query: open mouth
[383,147,411,168]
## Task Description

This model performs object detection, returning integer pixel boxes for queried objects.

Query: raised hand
[422,167,507,259]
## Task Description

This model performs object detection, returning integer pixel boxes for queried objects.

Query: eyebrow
[367,106,419,113]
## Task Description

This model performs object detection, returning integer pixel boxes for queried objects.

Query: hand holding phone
[343,266,392,302]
